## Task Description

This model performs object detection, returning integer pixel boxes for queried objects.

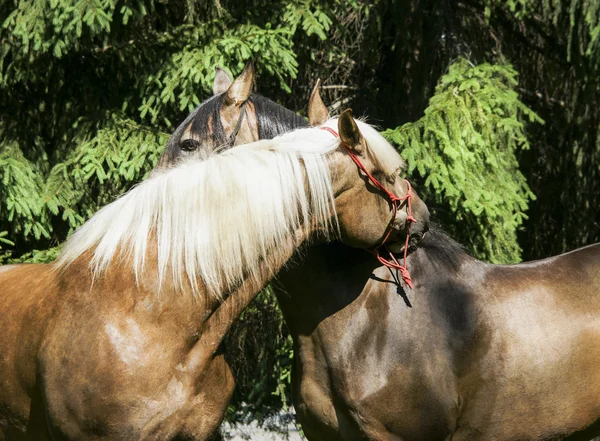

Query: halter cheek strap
[321,126,416,289]
[228,100,249,147]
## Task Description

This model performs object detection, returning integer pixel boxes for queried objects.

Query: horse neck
[407,230,484,292]
[274,231,484,338]
[274,235,488,421]
[274,243,382,336]
[60,227,309,349]
[172,231,307,382]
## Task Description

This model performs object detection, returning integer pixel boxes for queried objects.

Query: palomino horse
[180,82,600,441]
[0,108,429,441]
[0,63,308,441]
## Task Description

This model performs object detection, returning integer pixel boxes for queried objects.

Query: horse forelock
[320,118,406,179]
[158,94,226,166]
[189,94,227,145]
[58,127,343,299]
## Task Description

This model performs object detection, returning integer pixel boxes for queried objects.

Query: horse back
[458,243,600,440]
[489,242,600,307]
[562,242,600,287]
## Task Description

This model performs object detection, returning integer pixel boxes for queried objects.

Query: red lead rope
[321,126,416,288]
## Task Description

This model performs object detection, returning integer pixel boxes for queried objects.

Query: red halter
[321,126,416,288]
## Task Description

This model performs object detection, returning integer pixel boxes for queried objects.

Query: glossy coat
[276,230,600,441]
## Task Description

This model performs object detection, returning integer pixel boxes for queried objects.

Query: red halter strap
[321,126,416,288]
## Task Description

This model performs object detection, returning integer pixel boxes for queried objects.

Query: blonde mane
[58,119,404,298]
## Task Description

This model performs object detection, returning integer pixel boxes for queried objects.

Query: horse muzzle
[388,194,430,253]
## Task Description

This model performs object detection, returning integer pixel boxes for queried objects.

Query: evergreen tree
[385,59,541,263]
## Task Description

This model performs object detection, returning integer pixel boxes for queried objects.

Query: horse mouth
[385,230,425,254]
[409,230,426,249]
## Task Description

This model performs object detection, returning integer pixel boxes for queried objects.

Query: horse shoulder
[37,267,232,440]
[0,263,60,436]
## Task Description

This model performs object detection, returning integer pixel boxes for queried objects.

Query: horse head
[325,110,429,251]
[156,61,307,166]
[308,81,429,253]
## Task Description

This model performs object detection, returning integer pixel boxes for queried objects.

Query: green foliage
[283,0,333,40]
[0,140,50,241]
[474,0,600,258]
[0,231,14,248]
[44,114,168,229]
[385,58,542,263]
[12,246,62,264]
[0,114,167,263]
[139,24,299,123]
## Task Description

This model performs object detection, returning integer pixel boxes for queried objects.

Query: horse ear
[213,67,233,95]
[338,109,364,154]
[225,61,255,105]
[308,79,330,126]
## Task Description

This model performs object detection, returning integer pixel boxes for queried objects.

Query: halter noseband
[228,100,249,147]
[321,126,416,288]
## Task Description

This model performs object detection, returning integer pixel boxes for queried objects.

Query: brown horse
[179,82,600,441]
[274,91,600,441]
[0,95,429,441]
[156,62,307,167]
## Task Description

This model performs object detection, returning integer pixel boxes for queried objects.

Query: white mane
[58,118,404,298]
[58,125,344,297]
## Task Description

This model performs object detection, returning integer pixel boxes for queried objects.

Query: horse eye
[372,170,386,182]
[180,138,200,152]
